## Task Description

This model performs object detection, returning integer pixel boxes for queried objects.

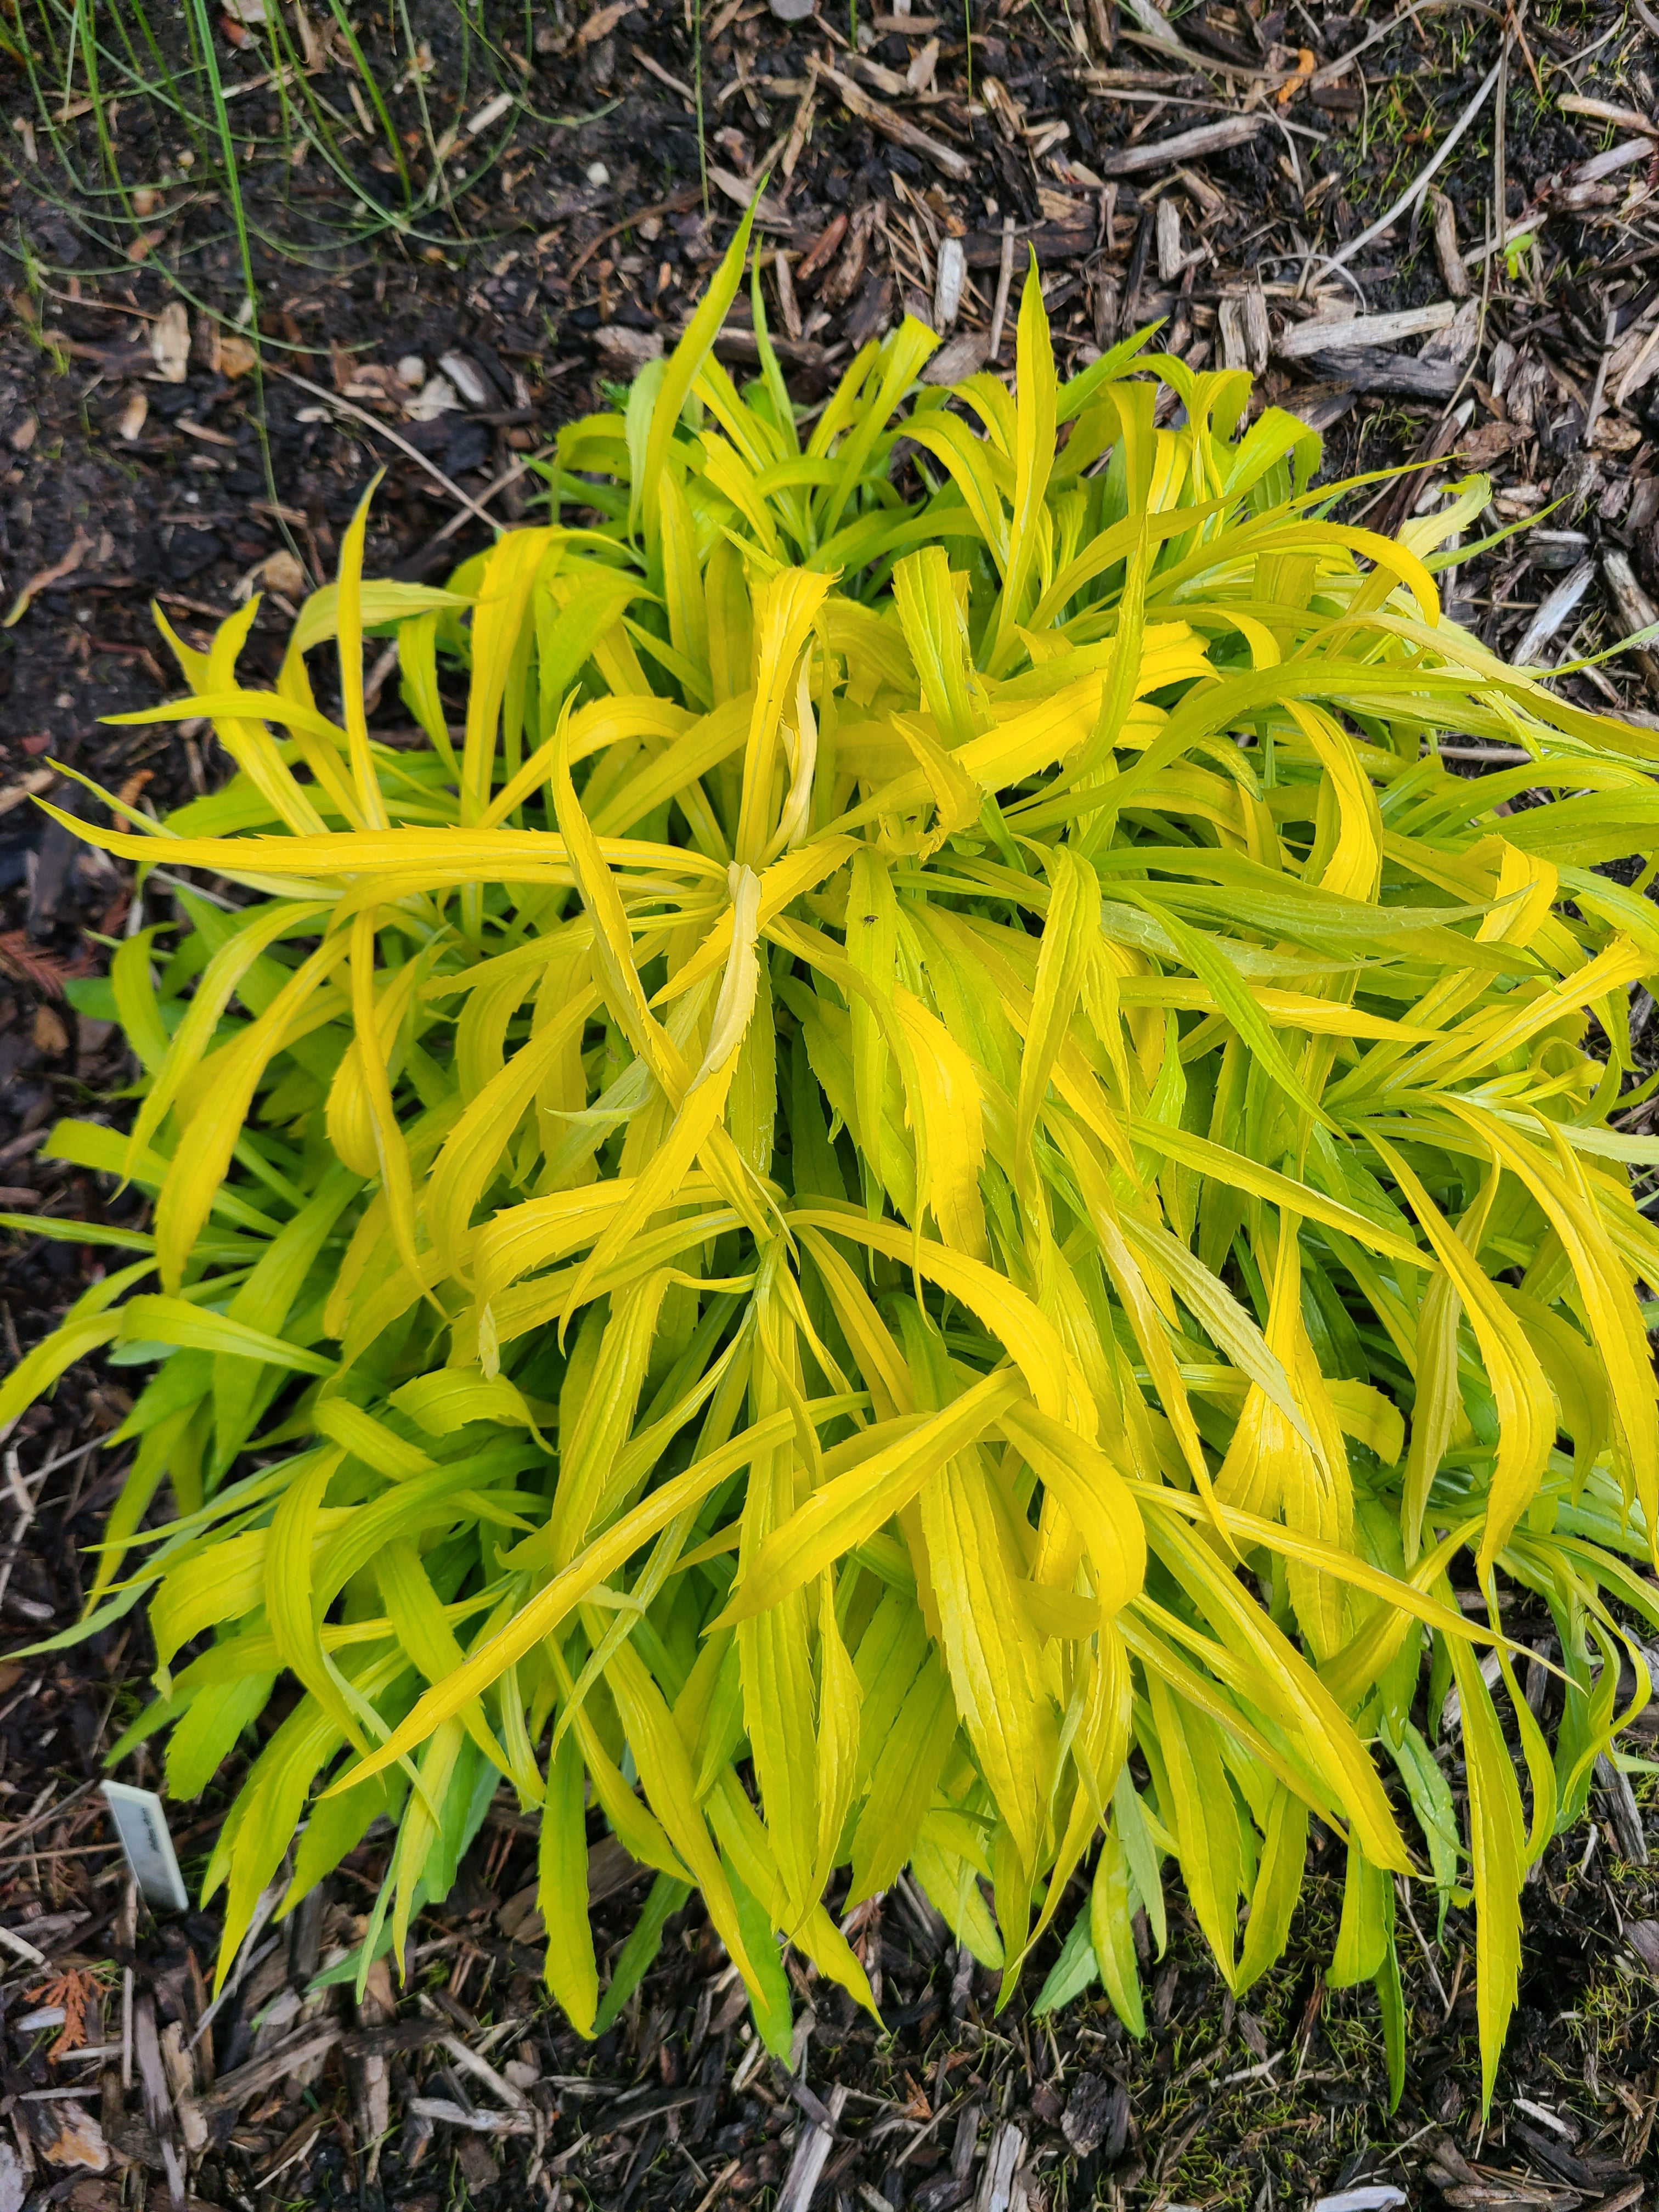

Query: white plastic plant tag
[101,1782,188,1913]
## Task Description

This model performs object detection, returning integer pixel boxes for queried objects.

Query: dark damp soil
[3,3,1659,2208]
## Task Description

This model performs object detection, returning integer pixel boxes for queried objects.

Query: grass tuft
[5,216,1659,2109]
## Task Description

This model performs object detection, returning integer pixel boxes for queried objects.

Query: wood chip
[348,1960,396,2186]
[1155,198,1182,282]
[922,330,990,381]
[404,2097,534,2136]
[1429,191,1471,298]
[1277,299,1460,359]
[774,2083,848,2212]
[933,235,966,329]
[1119,0,1255,75]
[578,0,637,43]
[797,212,848,285]
[974,2119,1026,2212]
[340,2019,451,2057]
[1300,346,1462,399]
[0,769,54,819]
[1441,2190,1577,2210]
[980,75,1024,145]
[706,166,794,226]
[147,301,189,383]
[194,2024,343,2123]
[594,326,664,373]
[16,2101,107,2175]
[1624,1918,1659,1978]
[1514,559,1595,669]
[852,49,915,99]
[1217,290,1269,375]
[1559,95,1659,137]
[782,82,816,177]
[1594,1752,1649,1864]
[811,60,974,182]
[1454,420,1522,470]
[1096,111,1266,176]
[774,247,803,340]
[1573,136,1654,187]
[1579,2187,1645,2212]
[1602,550,1659,699]
[958,220,1094,268]
[132,1994,185,2204]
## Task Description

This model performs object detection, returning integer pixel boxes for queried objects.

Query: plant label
[101,1782,188,1914]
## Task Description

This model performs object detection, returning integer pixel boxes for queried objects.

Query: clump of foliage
[6,204,1659,2107]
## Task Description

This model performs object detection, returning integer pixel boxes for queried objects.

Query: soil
[1,3,1658,2208]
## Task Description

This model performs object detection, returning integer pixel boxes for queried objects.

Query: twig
[1310,0,1477,88]
[988,216,1017,359]
[193,2022,345,2125]
[188,1907,285,2050]
[0,1922,47,1967]
[438,2032,531,2113]
[257,2121,323,2187]
[143,870,239,910]
[1582,307,1619,449]
[1217,2051,1286,2088]
[1492,30,1508,292]
[562,185,704,280]
[1559,94,1659,137]
[3,529,91,631]
[222,57,321,105]
[12,1434,106,1491]
[363,641,400,716]
[1436,225,1494,427]
[1463,213,1549,271]
[1304,52,1505,282]
[1116,0,1269,77]
[406,446,557,568]
[631,42,697,105]
[0,1841,122,1870]
[265,366,503,533]
[1393,1878,1450,2012]
[0,1446,42,1622]
[689,2157,742,2212]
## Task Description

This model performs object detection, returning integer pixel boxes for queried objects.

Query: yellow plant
[5,201,1658,2106]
